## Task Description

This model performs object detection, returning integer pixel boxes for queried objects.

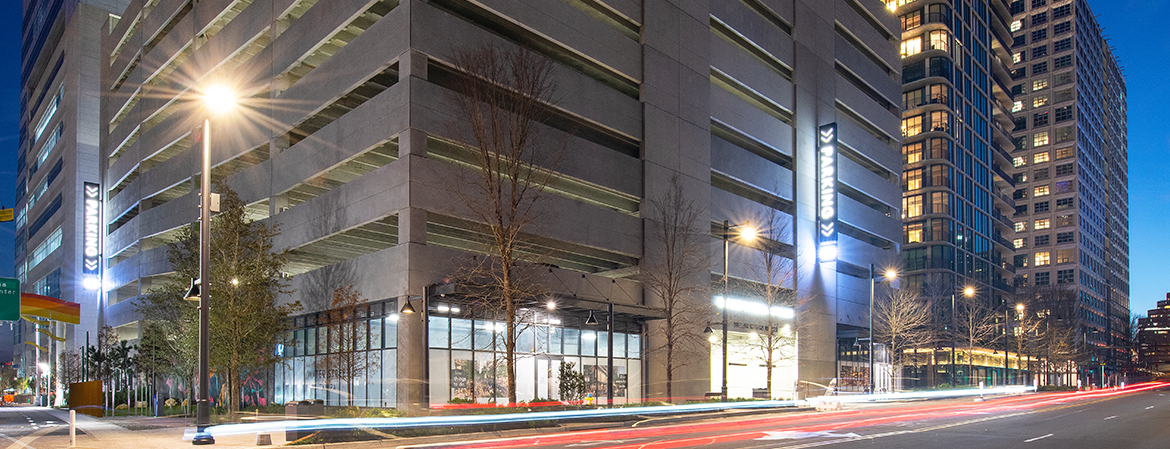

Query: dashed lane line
[1025,434,1054,443]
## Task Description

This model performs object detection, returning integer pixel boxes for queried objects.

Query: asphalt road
[417,384,1170,449]
[0,404,78,447]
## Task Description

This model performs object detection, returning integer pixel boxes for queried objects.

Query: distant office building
[1137,295,1170,373]
[99,0,903,410]
[889,0,1022,385]
[1006,0,1129,384]
[14,0,131,385]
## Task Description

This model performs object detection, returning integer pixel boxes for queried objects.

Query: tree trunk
[665,338,674,403]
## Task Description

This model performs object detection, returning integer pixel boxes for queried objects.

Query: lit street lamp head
[885,269,897,281]
[964,286,976,296]
[203,85,237,115]
[1016,303,1025,312]
[738,225,757,242]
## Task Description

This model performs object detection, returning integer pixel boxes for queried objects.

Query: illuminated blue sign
[818,123,838,262]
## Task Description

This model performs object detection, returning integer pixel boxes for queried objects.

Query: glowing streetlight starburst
[204,85,237,115]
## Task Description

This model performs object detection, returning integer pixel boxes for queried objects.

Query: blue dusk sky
[0,1,1166,316]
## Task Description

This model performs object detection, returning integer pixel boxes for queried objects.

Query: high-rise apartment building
[1006,0,1128,384]
[98,0,902,410]
[891,0,1022,383]
[15,0,131,384]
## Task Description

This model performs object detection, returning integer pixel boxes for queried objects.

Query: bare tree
[443,44,564,405]
[315,285,380,407]
[738,209,798,399]
[57,349,84,389]
[1019,284,1081,385]
[953,291,1000,386]
[873,285,935,390]
[641,175,711,403]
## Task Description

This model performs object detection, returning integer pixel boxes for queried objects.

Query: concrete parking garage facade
[98,0,903,410]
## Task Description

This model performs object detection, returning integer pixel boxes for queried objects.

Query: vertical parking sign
[817,123,839,262]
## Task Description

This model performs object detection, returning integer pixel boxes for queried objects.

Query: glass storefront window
[429,317,450,348]
[564,328,580,355]
[451,318,473,349]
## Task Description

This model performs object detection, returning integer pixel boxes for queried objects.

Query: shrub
[558,362,586,402]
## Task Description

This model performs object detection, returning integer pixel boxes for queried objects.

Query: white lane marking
[1104,415,1117,420]
[1025,434,1054,442]
[1146,406,1155,410]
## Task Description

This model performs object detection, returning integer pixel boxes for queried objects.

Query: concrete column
[399,49,428,81]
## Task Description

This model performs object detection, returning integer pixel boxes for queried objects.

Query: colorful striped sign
[20,293,80,324]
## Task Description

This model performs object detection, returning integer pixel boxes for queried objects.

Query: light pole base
[193,399,215,445]
[192,431,216,445]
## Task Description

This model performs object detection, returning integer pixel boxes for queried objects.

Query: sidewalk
[39,408,287,448]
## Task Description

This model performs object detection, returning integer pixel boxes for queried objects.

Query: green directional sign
[0,278,18,321]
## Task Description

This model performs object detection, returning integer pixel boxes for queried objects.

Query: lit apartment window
[901,11,922,30]
[1035,251,1051,266]
[901,37,923,57]
[1056,147,1075,159]
[1013,156,1026,167]
[1034,186,1050,197]
[1035,218,1051,229]
[905,168,923,190]
[1034,152,1050,163]
[1033,96,1049,108]
[1012,100,1023,112]
[1012,52,1023,63]
[1033,79,1049,91]
[1015,222,1027,232]
[931,191,949,213]
[1011,20,1023,32]
[1056,249,1075,264]
[906,223,924,243]
[904,142,923,164]
[1034,131,1049,147]
[1013,238,1027,249]
[902,115,923,137]
[903,195,924,218]
[930,110,950,132]
[929,30,949,52]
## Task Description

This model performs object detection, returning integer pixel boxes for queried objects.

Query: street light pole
[869,264,875,394]
[194,118,214,445]
[867,265,895,394]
